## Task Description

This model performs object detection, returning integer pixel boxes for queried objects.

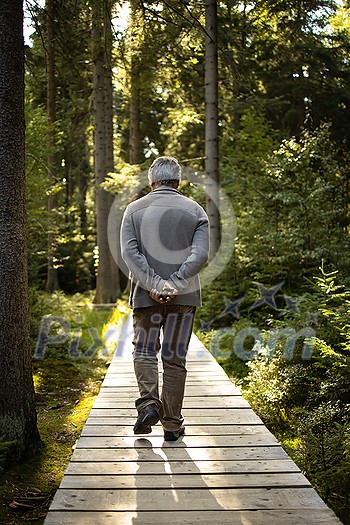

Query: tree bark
[46,0,60,292]
[105,17,121,299]
[78,150,89,244]
[129,55,142,165]
[128,0,143,165]
[205,0,220,259]
[92,0,119,303]
[0,0,41,458]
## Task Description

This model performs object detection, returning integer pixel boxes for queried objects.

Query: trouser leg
[160,306,196,432]
[132,307,162,413]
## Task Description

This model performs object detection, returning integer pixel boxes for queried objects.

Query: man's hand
[149,282,178,304]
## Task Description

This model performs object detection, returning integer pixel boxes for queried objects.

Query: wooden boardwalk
[45,315,342,524]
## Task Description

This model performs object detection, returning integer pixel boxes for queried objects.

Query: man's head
[148,156,181,189]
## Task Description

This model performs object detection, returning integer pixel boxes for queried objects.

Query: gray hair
[148,156,181,185]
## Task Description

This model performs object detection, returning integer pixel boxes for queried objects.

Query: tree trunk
[0,0,41,459]
[129,55,142,165]
[205,0,220,259]
[78,151,89,243]
[128,0,143,165]
[92,0,118,303]
[105,20,121,299]
[46,0,60,292]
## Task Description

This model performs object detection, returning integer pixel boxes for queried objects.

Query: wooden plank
[101,380,236,386]
[49,487,330,512]
[85,415,263,425]
[105,370,229,376]
[88,408,263,420]
[106,362,223,368]
[98,390,243,398]
[59,472,311,489]
[92,398,251,408]
[186,354,219,360]
[76,434,279,449]
[101,378,235,386]
[112,352,217,364]
[81,424,270,437]
[102,378,232,386]
[101,381,242,388]
[106,367,226,374]
[101,380,137,387]
[44,509,343,525]
[100,385,242,393]
[107,362,221,371]
[107,363,225,371]
[106,372,229,378]
[103,376,231,383]
[70,446,290,462]
[65,459,301,475]
[100,390,243,397]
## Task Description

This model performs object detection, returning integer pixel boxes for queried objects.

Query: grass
[0,291,129,525]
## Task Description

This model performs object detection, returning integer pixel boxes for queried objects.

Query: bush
[199,263,350,524]
[29,288,127,360]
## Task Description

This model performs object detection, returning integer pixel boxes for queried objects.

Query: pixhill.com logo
[200,281,319,362]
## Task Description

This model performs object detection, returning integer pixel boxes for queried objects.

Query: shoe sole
[134,410,160,435]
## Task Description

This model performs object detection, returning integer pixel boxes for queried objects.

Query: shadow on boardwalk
[132,437,229,525]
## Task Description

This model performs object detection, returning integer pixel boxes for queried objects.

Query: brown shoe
[133,404,159,435]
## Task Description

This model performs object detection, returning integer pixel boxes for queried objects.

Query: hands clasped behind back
[149,281,178,304]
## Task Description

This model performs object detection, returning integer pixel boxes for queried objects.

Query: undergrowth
[197,264,350,525]
[0,290,129,525]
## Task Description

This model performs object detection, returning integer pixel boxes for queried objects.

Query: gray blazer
[120,186,209,308]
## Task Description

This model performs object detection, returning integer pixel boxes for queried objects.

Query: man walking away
[120,156,209,441]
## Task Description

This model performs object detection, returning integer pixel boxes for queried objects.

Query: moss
[0,358,104,523]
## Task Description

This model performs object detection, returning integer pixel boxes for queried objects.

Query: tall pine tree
[0,0,41,458]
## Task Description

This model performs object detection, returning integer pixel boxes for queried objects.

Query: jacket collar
[152,186,181,195]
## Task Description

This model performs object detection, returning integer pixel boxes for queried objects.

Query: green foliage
[113,0,206,162]
[221,115,350,288]
[331,4,350,35]
[29,288,127,361]
[25,95,50,286]
[25,0,95,292]
[218,0,350,144]
[296,405,350,523]
[24,0,350,292]
[202,263,350,523]
[101,162,150,201]
[311,263,350,353]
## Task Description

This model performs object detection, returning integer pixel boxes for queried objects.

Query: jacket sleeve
[168,206,209,292]
[120,207,166,293]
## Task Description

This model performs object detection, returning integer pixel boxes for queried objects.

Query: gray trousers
[132,304,196,432]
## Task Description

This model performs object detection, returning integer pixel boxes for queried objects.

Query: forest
[0,0,350,523]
